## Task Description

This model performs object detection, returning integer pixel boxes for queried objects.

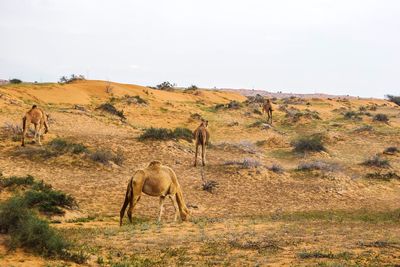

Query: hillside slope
[0,80,399,266]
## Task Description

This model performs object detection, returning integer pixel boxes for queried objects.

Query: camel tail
[119,178,133,226]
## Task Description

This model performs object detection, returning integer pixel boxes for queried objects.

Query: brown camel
[193,120,209,167]
[262,99,273,124]
[21,105,49,146]
[120,161,190,226]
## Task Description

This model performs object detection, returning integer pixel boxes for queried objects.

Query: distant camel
[262,99,273,124]
[193,120,209,167]
[119,161,190,226]
[22,105,49,146]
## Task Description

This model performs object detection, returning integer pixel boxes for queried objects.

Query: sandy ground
[0,80,399,266]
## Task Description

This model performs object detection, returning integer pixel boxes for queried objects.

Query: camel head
[201,120,208,127]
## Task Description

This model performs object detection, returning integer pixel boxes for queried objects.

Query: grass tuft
[292,134,325,153]
[138,127,193,142]
[362,155,390,168]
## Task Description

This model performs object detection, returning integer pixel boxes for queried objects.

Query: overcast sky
[0,0,399,97]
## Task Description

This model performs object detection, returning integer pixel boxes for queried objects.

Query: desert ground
[0,80,399,266]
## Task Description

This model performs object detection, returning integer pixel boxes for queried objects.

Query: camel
[21,105,49,146]
[193,120,209,167]
[119,161,190,226]
[262,99,273,124]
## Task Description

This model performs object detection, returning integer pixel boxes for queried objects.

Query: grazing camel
[193,120,209,167]
[262,99,273,124]
[21,105,49,146]
[119,161,190,226]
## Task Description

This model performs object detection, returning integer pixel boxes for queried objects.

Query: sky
[0,0,399,98]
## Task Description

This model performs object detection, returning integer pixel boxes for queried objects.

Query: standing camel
[119,161,190,226]
[262,99,273,124]
[193,120,209,167]
[21,105,49,146]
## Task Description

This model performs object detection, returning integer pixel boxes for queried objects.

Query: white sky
[0,0,399,97]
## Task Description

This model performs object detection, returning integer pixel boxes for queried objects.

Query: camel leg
[201,143,206,166]
[170,195,180,222]
[37,124,42,145]
[270,110,273,125]
[33,123,38,144]
[158,196,166,223]
[194,144,198,167]
[127,195,140,223]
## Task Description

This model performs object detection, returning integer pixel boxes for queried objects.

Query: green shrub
[172,127,193,142]
[362,156,390,168]
[365,172,400,181]
[58,74,85,84]
[0,175,35,188]
[386,95,400,106]
[292,134,325,153]
[373,113,389,123]
[0,196,69,257]
[48,138,88,154]
[343,111,361,120]
[156,81,175,91]
[89,149,124,166]
[96,103,126,120]
[9,78,22,84]
[139,127,193,142]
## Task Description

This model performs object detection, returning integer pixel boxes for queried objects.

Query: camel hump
[148,160,162,168]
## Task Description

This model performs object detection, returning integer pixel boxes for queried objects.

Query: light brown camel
[21,105,49,146]
[119,161,190,226]
[193,120,209,167]
[262,99,273,124]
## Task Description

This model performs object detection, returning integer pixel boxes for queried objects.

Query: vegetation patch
[298,250,352,260]
[373,113,389,123]
[138,127,192,142]
[343,111,362,120]
[268,164,284,173]
[386,95,400,106]
[96,103,126,120]
[122,95,148,105]
[0,175,84,263]
[58,74,85,84]
[89,149,124,166]
[365,172,400,181]
[297,161,338,172]
[362,155,390,168]
[383,146,399,155]
[291,134,326,153]
[224,158,262,168]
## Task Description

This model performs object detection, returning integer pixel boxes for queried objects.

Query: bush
[373,113,389,123]
[365,172,400,181]
[0,175,35,188]
[156,81,175,91]
[48,138,87,154]
[292,135,325,153]
[214,103,225,110]
[9,78,22,84]
[362,155,390,168]
[139,127,193,142]
[384,146,399,155]
[123,95,148,105]
[172,127,193,142]
[297,161,337,172]
[224,158,262,168]
[0,175,85,261]
[58,74,85,84]
[343,111,361,120]
[96,103,126,120]
[226,100,242,109]
[268,164,284,173]
[89,149,124,166]
[386,95,400,106]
